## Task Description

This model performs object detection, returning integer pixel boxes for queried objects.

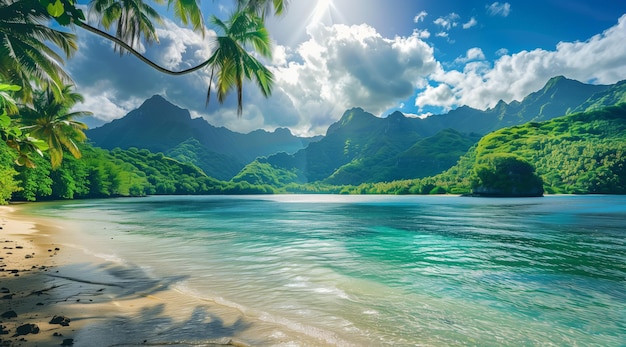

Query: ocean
[23,195,626,346]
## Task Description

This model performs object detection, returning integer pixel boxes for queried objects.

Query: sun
[309,0,334,25]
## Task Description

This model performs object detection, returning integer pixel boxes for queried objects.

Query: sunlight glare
[310,0,334,25]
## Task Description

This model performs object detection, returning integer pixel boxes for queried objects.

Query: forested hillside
[234,77,626,186]
[2,78,625,203]
[0,142,275,203]
[333,104,626,195]
[86,95,320,180]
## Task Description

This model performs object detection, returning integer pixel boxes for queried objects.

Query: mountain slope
[86,95,320,179]
[417,76,610,136]
[239,110,478,186]
[434,103,626,194]
[236,77,624,187]
[165,138,243,180]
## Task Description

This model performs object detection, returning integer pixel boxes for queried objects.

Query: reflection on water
[26,195,626,346]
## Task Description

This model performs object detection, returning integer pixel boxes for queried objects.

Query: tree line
[1,0,286,202]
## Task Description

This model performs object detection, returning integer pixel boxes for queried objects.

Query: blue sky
[70,0,626,135]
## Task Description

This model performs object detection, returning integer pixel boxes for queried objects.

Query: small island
[470,154,544,197]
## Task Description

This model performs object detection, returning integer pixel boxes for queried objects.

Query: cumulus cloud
[487,2,511,17]
[414,29,431,39]
[272,23,438,134]
[416,14,626,111]
[462,17,477,29]
[153,19,215,69]
[434,13,460,30]
[454,48,486,64]
[414,11,428,23]
[72,16,432,136]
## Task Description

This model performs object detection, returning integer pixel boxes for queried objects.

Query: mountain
[436,103,626,194]
[236,77,624,186]
[236,108,481,186]
[415,76,611,136]
[87,76,624,185]
[86,95,321,180]
[573,79,626,112]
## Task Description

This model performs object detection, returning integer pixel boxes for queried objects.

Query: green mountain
[86,95,321,179]
[416,76,611,136]
[164,138,243,180]
[470,103,626,194]
[237,77,623,186]
[86,76,625,189]
[236,109,481,186]
[352,103,626,195]
[573,79,626,112]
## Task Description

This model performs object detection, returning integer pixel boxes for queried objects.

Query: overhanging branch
[74,20,211,76]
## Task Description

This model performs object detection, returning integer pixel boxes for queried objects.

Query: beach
[0,205,267,347]
[2,196,624,347]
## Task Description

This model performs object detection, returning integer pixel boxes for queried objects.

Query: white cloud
[415,83,456,112]
[496,48,509,56]
[153,19,215,70]
[414,11,428,23]
[76,90,136,122]
[454,47,486,64]
[487,2,511,17]
[463,17,478,29]
[273,23,438,135]
[434,13,460,30]
[416,14,626,111]
[272,45,289,66]
[414,29,431,39]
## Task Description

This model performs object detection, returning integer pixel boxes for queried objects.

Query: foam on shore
[0,205,341,347]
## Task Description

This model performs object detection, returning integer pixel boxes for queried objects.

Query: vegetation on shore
[1,0,625,203]
[0,0,285,203]
[321,104,626,195]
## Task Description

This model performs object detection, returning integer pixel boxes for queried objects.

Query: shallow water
[24,195,626,346]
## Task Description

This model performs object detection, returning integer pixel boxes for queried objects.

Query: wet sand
[0,203,338,347]
[0,205,267,347]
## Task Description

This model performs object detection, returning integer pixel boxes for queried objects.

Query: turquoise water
[25,195,626,346]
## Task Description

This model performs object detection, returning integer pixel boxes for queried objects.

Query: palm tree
[237,0,287,17]
[207,10,274,116]
[89,0,163,55]
[19,85,91,168]
[0,0,77,102]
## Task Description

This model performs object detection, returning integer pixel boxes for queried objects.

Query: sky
[68,0,626,136]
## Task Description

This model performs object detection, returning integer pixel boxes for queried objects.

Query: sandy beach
[0,205,255,347]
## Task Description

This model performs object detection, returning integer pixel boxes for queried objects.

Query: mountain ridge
[87,95,321,179]
[237,76,625,186]
[86,76,625,183]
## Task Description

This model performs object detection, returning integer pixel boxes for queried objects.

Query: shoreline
[0,205,83,347]
[0,203,341,347]
[0,204,252,347]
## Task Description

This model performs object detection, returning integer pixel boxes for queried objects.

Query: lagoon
[22,195,626,346]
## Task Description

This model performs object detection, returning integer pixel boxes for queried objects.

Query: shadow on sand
[1,260,252,347]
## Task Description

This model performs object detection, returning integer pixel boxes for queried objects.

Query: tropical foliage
[470,154,544,197]
[0,0,286,203]
[331,104,626,195]
[206,10,274,115]
[0,0,77,101]
[89,0,163,55]
[0,141,276,202]
[18,84,90,168]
